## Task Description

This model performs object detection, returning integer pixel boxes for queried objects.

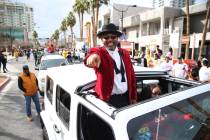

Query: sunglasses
[103,35,117,40]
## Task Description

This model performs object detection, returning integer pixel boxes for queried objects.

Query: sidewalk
[0,73,10,90]
[0,55,15,90]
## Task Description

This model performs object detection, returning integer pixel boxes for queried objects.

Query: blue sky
[17,0,206,38]
[17,0,153,38]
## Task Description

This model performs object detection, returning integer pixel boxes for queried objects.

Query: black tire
[43,125,49,140]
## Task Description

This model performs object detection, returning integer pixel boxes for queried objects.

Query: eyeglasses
[103,35,117,40]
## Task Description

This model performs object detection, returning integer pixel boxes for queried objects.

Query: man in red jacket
[84,23,137,108]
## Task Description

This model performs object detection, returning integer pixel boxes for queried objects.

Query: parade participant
[48,44,55,53]
[2,54,8,73]
[188,67,199,81]
[84,23,137,108]
[0,51,3,72]
[26,50,30,61]
[172,57,188,79]
[159,56,173,75]
[166,47,173,60]
[199,59,210,82]
[154,45,163,59]
[14,49,19,62]
[18,65,41,121]
[33,49,38,66]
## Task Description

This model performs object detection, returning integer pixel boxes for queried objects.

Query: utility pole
[113,5,136,32]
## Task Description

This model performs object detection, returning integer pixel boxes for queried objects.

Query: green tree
[73,0,89,41]
[32,30,39,48]
[199,0,210,59]
[51,29,60,46]
[60,19,67,47]
[66,11,76,48]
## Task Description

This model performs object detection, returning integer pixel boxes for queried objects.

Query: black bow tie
[112,51,126,82]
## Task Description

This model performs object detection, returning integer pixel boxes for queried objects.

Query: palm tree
[199,0,210,59]
[86,0,109,47]
[85,22,91,48]
[51,29,59,47]
[60,19,67,47]
[32,30,38,48]
[185,0,190,59]
[66,11,76,48]
[73,0,88,41]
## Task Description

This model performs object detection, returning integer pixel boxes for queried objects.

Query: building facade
[97,3,152,48]
[97,2,210,60]
[152,0,195,8]
[132,2,210,60]
[0,0,34,49]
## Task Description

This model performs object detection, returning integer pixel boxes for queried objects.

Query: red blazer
[84,46,137,102]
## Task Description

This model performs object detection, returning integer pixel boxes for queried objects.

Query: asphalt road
[0,56,42,140]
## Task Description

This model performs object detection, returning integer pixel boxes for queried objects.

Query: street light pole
[113,5,136,32]
[121,10,124,32]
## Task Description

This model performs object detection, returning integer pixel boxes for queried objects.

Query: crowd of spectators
[135,45,210,83]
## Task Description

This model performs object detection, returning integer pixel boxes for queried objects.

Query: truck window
[77,104,115,140]
[137,80,160,102]
[127,91,210,140]
[46,76,53,104]
[56,86,71,129]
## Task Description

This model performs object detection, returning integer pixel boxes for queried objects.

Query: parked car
[36,54,68,95]
[40,64,210,140]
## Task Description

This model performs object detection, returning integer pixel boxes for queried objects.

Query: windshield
[40,59,68,70]
[127,91,210,140]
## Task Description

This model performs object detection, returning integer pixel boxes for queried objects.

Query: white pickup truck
[40,64,210,140]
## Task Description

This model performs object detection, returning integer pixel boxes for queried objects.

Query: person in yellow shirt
[62,49,68,59]
[14,50,19,61]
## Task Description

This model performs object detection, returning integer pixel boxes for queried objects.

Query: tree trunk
[64,31,67,47]
[94,0,99,46]
[92,5,96,47]
[71,27,74,48]
[81,13,84,41]
[88,23,91,48]
[199,4,210,59]
[78,12,82,41]
[185,0,190,59]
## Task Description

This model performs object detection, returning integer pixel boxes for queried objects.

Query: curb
[0,76,11,91]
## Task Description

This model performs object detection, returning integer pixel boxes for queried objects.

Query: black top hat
[97,23,122,38]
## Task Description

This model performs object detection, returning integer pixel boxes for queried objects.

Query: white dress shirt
[106,47,128,95]
[199,66,210,82]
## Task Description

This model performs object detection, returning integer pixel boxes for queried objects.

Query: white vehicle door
[43,76,58,140]
[53,85,71,140]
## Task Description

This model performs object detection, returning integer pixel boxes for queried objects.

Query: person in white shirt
[159,56,173,75]
[173,57,188,79]
[199,59,210,82]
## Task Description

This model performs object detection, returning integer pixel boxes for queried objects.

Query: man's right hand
[86,54,101,68]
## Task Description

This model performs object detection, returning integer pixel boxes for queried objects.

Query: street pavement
[0,56,42,140]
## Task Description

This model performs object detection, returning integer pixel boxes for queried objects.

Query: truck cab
[40,64,210,140]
